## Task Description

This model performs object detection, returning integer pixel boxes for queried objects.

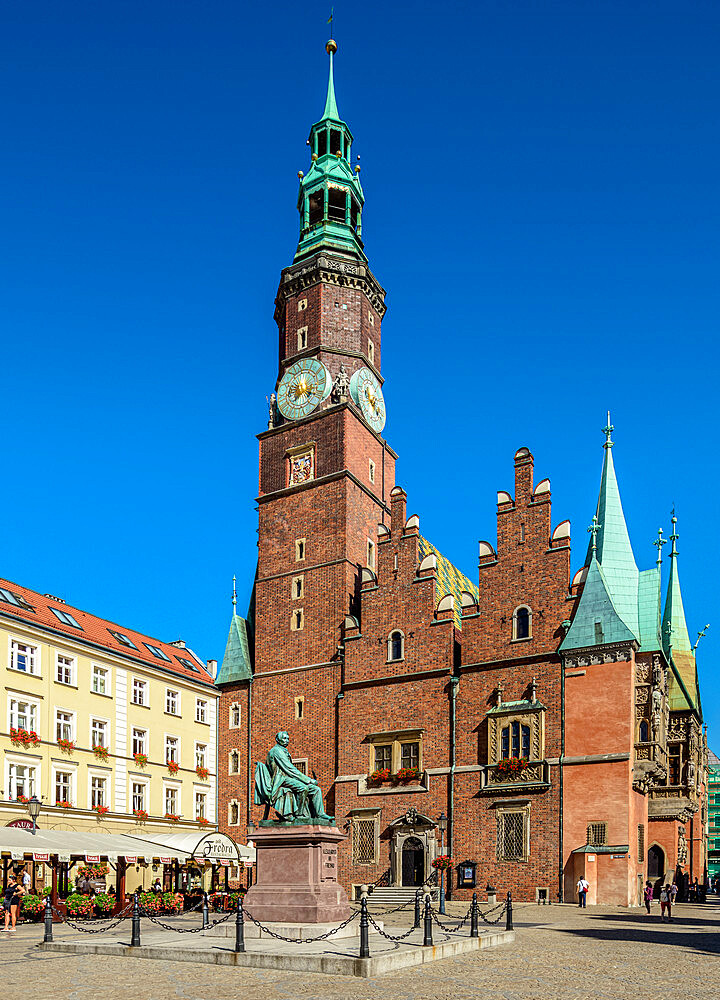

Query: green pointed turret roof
[215,575,254,686]
[560,554,637,650]
[586,415,640,639]
[662,514,701,715]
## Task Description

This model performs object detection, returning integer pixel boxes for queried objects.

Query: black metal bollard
[234,894,245,953]
[470,892,478,938]
[202,891,209,930]
[130,891,141,947]
[359,895,370,958]
[423,895,433,947]
[414,889,422,929]
[43,897,53,943]
[505,891,513,932]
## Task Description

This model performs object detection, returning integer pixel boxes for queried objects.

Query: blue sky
[2,2,718,735]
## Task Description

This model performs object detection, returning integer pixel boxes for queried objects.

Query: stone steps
[366,887,437,905]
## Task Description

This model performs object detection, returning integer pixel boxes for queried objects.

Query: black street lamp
[27,796,41,836]
[437,812,448,914]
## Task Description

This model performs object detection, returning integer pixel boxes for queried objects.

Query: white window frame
[195,742,207,769]
[194,789,207,821]
[165,734,180,764]
[9,637,40,676]
[132,677,148,706]
[56,652,75,686]
[6,757,41,800]
[511,605,533,641]
[195,698,207,724]
[52,763,76,807]
[387,629,405,662]
[163,782,181,817]
[229,702,241,729]
[131,779,148,813]
[8,695,40,733]
[55,708,76,743]
[132,727,148,756]
[90,716,110,750]
[91,664,110,696]
[165,688,180,715]
[87,769,110,810]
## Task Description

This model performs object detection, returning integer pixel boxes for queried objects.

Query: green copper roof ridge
[321,48,340,122]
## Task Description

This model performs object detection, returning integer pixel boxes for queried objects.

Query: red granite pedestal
[243,824,350,923]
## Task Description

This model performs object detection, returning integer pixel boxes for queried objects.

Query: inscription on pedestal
[322,846,337,881]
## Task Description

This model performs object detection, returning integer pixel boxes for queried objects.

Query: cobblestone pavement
[1,899,718,999]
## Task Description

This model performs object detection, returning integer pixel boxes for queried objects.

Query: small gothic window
[501,721,530,759]
[229,703,240,729]
[308,190,323,226]
[514,606,531,640]
[291,609,304,631]
[639,720,649,743]
[388,630,404,661]
[229,750,239,774]
[295,696,304,720]
[229,801,239,825]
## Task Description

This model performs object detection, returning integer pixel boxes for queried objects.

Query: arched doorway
[401,836,425,887]
[648,844,665,896]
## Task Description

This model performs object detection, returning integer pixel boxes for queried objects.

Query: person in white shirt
[577,877,589,907]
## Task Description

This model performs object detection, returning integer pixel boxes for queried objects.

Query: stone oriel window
[587,822,607,847]
[288,445,315,487]
[487,701,544,765]
[496,806,530,861]
[512,606,532,640]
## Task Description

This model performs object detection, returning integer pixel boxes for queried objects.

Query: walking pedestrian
[669,881,678,906]
[2,875,23,932]
[577,876,589,907]
[659,883,673,922]
[643,880,653,915]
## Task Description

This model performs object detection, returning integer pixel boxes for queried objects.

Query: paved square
[1,901,718,999]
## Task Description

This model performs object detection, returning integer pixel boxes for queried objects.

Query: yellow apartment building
[0,576,219,869]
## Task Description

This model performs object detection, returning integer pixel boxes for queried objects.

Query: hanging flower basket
[432,855,454,871]
[133,753,148,767]
[368,768,391,785]
[195,766,209,780]
[395,767,421,783]
[10,727,40,748]
[165,813,180,823]
[496,756,527,778]
[93,804,109,817]
[93,745,110,762]
[57,738,75,753]
[166,760,180,775]
[77,864,109,880]
[133,808,148,822]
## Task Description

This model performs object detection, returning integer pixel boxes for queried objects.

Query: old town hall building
[216,41,708,905]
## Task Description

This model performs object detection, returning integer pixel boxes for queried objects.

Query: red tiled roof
[0,576,213,686]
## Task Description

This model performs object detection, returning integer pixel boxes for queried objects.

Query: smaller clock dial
[349,367,386,433]
[276,358,329,421]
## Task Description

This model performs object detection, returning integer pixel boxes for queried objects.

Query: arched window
[639,720,649,743]
[387,630,404,662]
[501,721,531,760]
[513,606,531,640]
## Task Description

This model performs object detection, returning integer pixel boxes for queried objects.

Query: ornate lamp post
[437,812,447,914]
[27,795,41,836]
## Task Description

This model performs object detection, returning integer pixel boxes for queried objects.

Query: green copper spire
[294,40,366,262]
[662,512,692,655]
[585,413,640,639]
[215,575,254,685]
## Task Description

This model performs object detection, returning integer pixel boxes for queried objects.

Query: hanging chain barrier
[241,906,360,944]
[50,901,133,934]
[429,903,473,933]
[477,901,508,926]
[139,905,236,933]
[366,912,418,942]
[350,893,418,915]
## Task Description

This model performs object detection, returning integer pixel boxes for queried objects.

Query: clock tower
[254,39,396,685]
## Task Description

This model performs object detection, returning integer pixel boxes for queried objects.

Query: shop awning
[128,830,255,863]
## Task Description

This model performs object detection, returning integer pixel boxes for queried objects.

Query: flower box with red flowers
[10,727,40,748]
[133,752,148,767]
[165,813,180,823]
[368,768,392,785]
[496,756,527,778]
[16,795,30,805]
[78,864,109,880]
[195,766,209,780]
[395,767,421,783]
[93,805,109,817]
[197,817,210,825]
[133,808,148,821]
[56,800,73,810]
[432,854,454,871]
[166,760,180,775]
[57,738,75,752]
[93,745,110,762]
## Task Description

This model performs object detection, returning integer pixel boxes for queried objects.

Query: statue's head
[276,731,290,747]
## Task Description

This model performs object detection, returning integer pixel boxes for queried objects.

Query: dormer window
[513,606,532,640]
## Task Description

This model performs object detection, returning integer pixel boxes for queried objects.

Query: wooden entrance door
[401,837,425,887]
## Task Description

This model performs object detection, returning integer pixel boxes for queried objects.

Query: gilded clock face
[349,367,386,433]
[276,358,329,421]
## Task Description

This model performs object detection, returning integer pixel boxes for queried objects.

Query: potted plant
[66,893,94,918]
[93,804,109,818]
[10,727,41,748]
[195,765,209,780]
[56,800,73,809]
[20,894,44,921]
[139,891,161,914]
[197,817,210,826]
[367,768,391,785]
[57,738,75,753]
[165,812,180,823]
[133,808,148,822]
[432,854,453,871]
[160,891,183,914]
[94,893,114,916]
[496,756,527,778]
